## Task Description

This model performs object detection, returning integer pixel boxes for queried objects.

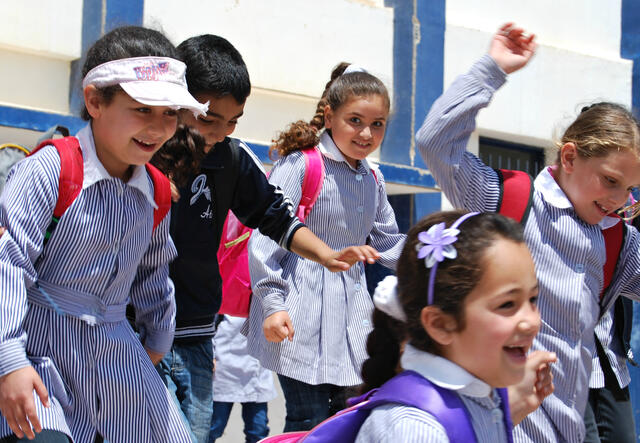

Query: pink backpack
[217,147,325,317]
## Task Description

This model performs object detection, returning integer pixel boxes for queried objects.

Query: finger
[6,413,25,439]
[499,22,514,33]
[15,405,35,440]
[285,318,295,341]
[25,403,42,435]
[33,377,50,409]
[528,350,557,366]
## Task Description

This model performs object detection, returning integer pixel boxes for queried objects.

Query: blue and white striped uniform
[590,306,630,389]
[416,54,640,442]
[0,125,191,442]
[356,345,510,443]
[245,131,405,386]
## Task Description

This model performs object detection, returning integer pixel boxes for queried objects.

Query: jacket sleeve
[367,168,406,270]
[248,153,307,317]
[230,141,304,250]
[0,148,59,376]
[129,204,178,355]
[416,54,507,212]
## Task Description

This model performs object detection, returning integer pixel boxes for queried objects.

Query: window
[479,137,545,176]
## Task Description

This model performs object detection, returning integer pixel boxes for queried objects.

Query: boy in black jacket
[152,35,378,442]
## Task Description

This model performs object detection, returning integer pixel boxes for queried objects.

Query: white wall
[144,0,394,146]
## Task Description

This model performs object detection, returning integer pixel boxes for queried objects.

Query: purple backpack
[260,370,513,443]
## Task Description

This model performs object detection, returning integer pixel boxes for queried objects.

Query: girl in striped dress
[0,26,207,443]
[356,211,543,443]
[245,64,406,432]
[417,23,640,442]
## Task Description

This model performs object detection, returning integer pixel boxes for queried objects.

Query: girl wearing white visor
[0,26,204,443]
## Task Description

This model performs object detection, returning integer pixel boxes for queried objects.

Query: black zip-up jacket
[169,137,303,341]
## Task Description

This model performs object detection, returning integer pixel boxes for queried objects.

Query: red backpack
[29,136,171,243]
[217,147,326,317]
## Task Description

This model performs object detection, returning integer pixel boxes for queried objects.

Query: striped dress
[0,125,191,442]
[416,54,640,442]
[356,345,510,443]
[245,131,405,386]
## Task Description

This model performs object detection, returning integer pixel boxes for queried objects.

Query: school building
[2,0,640,436]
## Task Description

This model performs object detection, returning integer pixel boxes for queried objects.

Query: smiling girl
[417,23,640,442]
[245,63,406,432]
[0,26,204,442]
[356,211,543,442]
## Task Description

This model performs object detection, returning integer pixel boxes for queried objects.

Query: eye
[136,107,151,113]
[349,117,361,124]
[228,120,238,127]
[498,300,515,310]
[603,176,617,186]
[197,116,214,124]
[372,121,385,128]
[165,109,178,117]
[530,295,538,305]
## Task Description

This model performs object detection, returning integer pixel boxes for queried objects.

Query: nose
[360,126,372,139]
[148,114,176,140]
[518,305,541,336]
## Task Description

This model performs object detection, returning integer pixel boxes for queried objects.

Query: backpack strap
[297,147,325,223]
[144,163,171,232]
[30,137,84,244]
[495,169,534,224]
[357,371,478,443]
[600,217,624,299]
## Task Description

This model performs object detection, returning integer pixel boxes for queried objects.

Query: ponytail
[360,309,406,393]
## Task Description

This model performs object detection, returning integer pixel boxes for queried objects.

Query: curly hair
[360,211,525,393]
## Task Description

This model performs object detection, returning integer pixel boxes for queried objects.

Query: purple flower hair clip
[417,212,479,305]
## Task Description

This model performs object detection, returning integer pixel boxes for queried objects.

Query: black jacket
[169,138,302,340]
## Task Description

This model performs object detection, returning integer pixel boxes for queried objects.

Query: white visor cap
[82,56,208,116]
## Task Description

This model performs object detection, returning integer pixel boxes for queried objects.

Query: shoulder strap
[297,147,325,222]
[30,137,84,244]
[601,218,624,298]
[359,371,478,443]
[495,169,534,224]
[144,163,171,232]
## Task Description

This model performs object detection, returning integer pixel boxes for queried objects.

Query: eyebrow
[206,111,244,120]
[349,111,386,120]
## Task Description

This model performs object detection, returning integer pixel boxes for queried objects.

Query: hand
[0,366,50,440]
[323,246,380,272]
[144,347,165,366]
[263,311,294,343]
[508,350,556,425]
[489,23,537,74]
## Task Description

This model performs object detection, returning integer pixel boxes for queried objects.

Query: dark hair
[150,124,206,187]
[80,26,178,120]
[270,62,390,158]
[177,34,251,103]
[360,211,525,392]
[555,102,640,163]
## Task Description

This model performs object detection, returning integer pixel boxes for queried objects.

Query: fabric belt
[28,280,127,325]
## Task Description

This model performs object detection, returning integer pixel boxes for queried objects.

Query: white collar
[318,130,373,173]
[76,124,157,209]
[400,344,492,398]
[534,166,619,230]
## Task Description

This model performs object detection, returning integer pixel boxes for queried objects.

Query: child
[245,63,406,431]
[151,35,378,442]
[356,210,542,442]
[209,315,277,443]
[417,23,640,442]
[0,26,203,442]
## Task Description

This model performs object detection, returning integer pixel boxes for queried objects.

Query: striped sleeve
[129,208,178,355]
[248,152,306,317]
[0,148,59,376]
[367,168,405,269]
[415,54,507,212]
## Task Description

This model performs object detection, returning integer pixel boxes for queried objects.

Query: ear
[84,85,103,119]
[559,142,578,173]
[420,306,458,346]
[324,104,334,129]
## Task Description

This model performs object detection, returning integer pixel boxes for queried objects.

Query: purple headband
[416,212,479,305]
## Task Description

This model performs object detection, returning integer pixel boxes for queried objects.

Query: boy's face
[180,93,245,152]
